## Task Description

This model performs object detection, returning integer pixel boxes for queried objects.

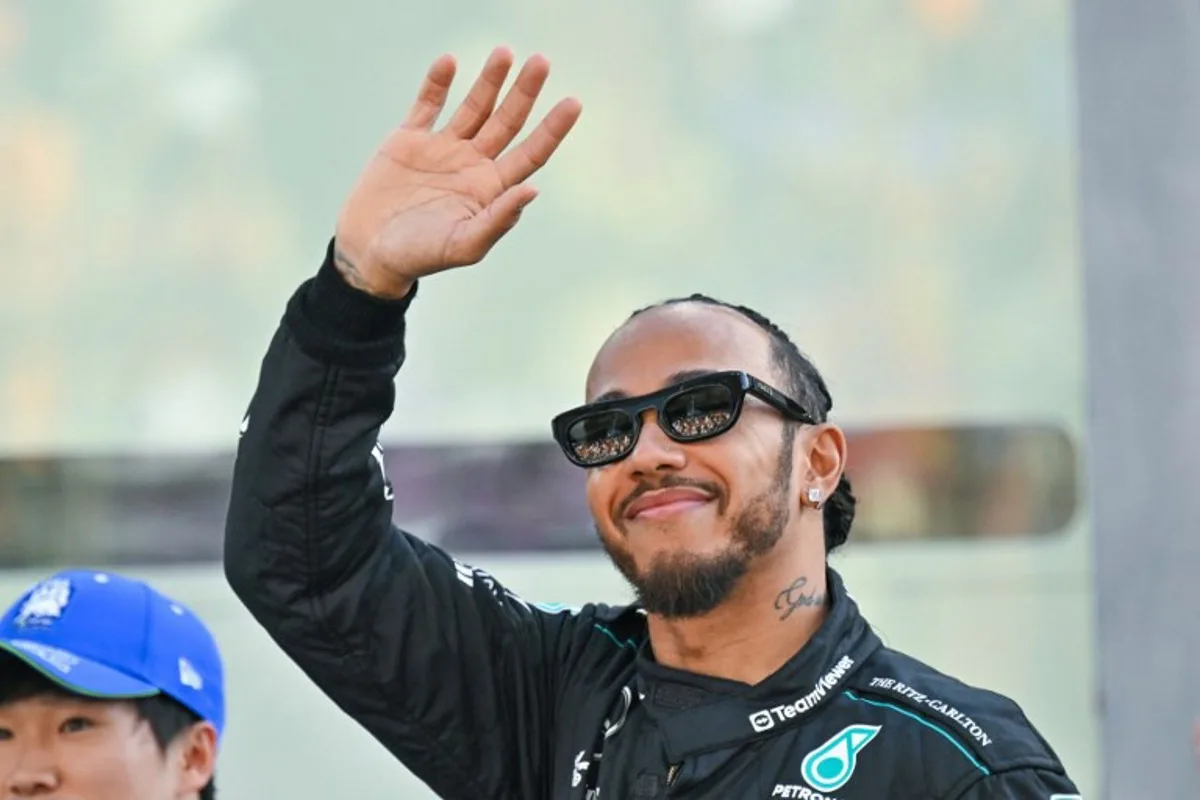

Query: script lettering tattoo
[333,247,372,292]
[774,576,826,621]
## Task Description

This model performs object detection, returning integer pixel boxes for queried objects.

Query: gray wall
[1074,0,1200,796]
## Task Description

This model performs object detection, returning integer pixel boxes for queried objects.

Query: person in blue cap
[0,569,224,799]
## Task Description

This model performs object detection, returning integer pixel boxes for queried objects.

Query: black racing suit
[224,245,1083,800]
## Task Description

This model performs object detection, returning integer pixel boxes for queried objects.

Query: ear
[172,721,218,795]
[803,424,847,507]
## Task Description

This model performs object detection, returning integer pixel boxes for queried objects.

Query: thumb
[446,184,539,264]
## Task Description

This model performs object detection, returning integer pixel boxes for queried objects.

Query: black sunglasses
[551,370,817,468]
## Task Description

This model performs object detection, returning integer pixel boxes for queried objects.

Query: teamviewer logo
[749,709,775,733]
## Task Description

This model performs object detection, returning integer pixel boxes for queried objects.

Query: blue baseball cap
[0,569,225,739]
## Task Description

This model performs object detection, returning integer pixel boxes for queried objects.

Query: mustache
[617,475,725,520]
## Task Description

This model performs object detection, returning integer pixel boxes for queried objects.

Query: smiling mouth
[632,498,712,520]
[624,488,716,521]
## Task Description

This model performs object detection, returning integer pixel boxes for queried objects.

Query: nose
[6,748,60,797]
[625,411,687,476]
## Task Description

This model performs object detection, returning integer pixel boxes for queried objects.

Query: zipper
[666,763,681,786]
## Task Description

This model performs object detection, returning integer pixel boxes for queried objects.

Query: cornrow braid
[628,294,856,553]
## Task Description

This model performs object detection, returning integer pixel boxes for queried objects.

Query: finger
[401,54,457,130]
[495,97,582,188]
[472,54,552,158]
[444,46,515,139]
[445,184,539,265]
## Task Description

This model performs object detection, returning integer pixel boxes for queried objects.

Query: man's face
[0,693,203,799]
[584,303,805,619]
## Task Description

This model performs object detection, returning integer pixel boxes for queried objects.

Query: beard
[599,433,795,620]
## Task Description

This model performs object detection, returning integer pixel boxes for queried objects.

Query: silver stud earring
[807,487,822,507]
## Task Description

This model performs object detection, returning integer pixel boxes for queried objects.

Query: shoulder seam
[843,690,990,776]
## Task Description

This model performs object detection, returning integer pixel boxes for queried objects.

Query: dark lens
[663,384,736,440]
[566,410,637,465]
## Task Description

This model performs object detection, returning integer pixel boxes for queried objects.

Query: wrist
[331,241,415,301]
[300,238,417,344]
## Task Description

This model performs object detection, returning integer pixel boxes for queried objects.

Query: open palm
[334,47,583,298]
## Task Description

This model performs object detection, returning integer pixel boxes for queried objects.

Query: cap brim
[0,638,160,700]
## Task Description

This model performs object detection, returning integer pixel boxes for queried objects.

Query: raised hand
[333,47,583,298]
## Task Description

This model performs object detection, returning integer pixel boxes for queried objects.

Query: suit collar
[631,568,882,760]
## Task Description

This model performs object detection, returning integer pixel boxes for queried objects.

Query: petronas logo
[800,724,881,793]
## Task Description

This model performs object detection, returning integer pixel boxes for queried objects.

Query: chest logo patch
[800,724,881,793]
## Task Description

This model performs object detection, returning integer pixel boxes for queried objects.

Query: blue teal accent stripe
[532,602,573,614]
[844,690,990,776]
[593,623,640,650]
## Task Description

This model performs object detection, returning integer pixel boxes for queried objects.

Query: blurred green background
[0,0,1081,453]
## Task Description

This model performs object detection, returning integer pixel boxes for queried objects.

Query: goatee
[600,433,795,619]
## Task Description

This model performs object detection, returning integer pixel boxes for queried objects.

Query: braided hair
[628,294,857,553]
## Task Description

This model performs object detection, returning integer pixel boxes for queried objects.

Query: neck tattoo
[774,576,826,621]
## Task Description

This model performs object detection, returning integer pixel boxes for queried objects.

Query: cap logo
[179,657,204,691]
[9,640,80,674]
[14,578,72,628]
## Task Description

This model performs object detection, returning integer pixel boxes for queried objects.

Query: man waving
[225,47,1079,799]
